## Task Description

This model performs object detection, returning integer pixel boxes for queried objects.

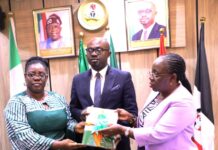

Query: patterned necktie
[94,72,101,107]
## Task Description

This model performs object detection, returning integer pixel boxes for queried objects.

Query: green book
[82,107,118,149]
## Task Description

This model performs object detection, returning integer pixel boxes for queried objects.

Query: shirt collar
[91,65,108,77]
[144,22,155,35]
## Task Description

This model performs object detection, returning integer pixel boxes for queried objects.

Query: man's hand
[115,108,133,121]
[80,106,92,121]
[74,121,85,134]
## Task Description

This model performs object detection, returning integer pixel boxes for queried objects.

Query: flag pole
[79,31,84,39]
[8,0,12,11]
[47,59,52,91]
[159,28,165,35]
[196,0,199,51]
[200,17,206,24]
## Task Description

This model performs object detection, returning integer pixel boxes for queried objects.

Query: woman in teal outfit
[4,56,85,150]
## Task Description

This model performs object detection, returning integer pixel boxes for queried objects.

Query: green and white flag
[104,30,118,69]
[9,17,26,97]
[78,38,89,73]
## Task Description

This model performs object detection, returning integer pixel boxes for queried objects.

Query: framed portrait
[33,6,75,58]
[125,0,170,51]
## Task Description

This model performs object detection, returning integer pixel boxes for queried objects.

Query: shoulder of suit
[74,70,90,78]
[155,22,166,28]
[110,68,131,76]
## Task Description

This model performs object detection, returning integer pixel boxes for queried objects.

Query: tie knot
[96,72,101,78]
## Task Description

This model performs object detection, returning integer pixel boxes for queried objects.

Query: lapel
[101,67,115,102]
[148,23,158,38]
[143,85,183,125]
[82,70,93,105]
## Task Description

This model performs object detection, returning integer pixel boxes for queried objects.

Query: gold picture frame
[33,6,75,58]
[77,0,108,31]
[125,0,170,51]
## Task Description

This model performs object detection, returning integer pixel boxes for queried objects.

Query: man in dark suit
[70,37,138,150]
[132,0,166,41]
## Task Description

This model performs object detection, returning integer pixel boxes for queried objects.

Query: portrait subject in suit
[131,0,166,41]
[70,37,138,150]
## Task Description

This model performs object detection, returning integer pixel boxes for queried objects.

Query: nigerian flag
[78,38,89,73]
[109,35,118,68]
[104,30,118,69]
[9,17,26,97]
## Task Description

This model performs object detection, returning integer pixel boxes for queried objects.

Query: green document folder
[82,107,118,149]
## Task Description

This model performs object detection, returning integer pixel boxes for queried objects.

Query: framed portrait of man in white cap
[33,6,75,58]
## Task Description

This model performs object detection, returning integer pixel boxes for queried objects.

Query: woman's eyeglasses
[25,73,48,80]
[86,47,108,55]
[148,71,170,79]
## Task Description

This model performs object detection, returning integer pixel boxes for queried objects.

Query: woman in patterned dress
[4,56,85,150]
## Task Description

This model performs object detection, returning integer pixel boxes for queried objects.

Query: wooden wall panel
[49,57,78,102]
[10,0,43,61]
[44,0,77,8]
[169,0,186,47]
[0,33,10,150]
[0,2,10,150]
[120,50,156,110]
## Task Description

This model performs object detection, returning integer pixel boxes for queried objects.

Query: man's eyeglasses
[148,71,170,79]
[86,47,108,55]
[138,9,153,15]
[25,73,48,80]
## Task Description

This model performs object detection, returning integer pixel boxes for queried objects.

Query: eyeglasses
[86,47,108,55]
[148,71,170,79]
[25,73,48,80]
[138,9,153,15]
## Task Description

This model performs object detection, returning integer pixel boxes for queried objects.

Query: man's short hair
[46,14,62,26]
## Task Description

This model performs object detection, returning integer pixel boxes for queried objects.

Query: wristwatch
[124,127,131,137]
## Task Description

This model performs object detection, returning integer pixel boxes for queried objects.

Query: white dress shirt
[90,65,108,102]
[140,22,155,40]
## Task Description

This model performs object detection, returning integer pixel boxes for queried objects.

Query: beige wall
[0,0,217,149]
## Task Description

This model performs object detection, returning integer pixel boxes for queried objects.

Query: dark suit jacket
[132,22,166,41]
[70,67,138,150]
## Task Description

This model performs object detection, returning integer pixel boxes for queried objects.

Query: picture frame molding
[32,6,75,58]
[125,0,170,51]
